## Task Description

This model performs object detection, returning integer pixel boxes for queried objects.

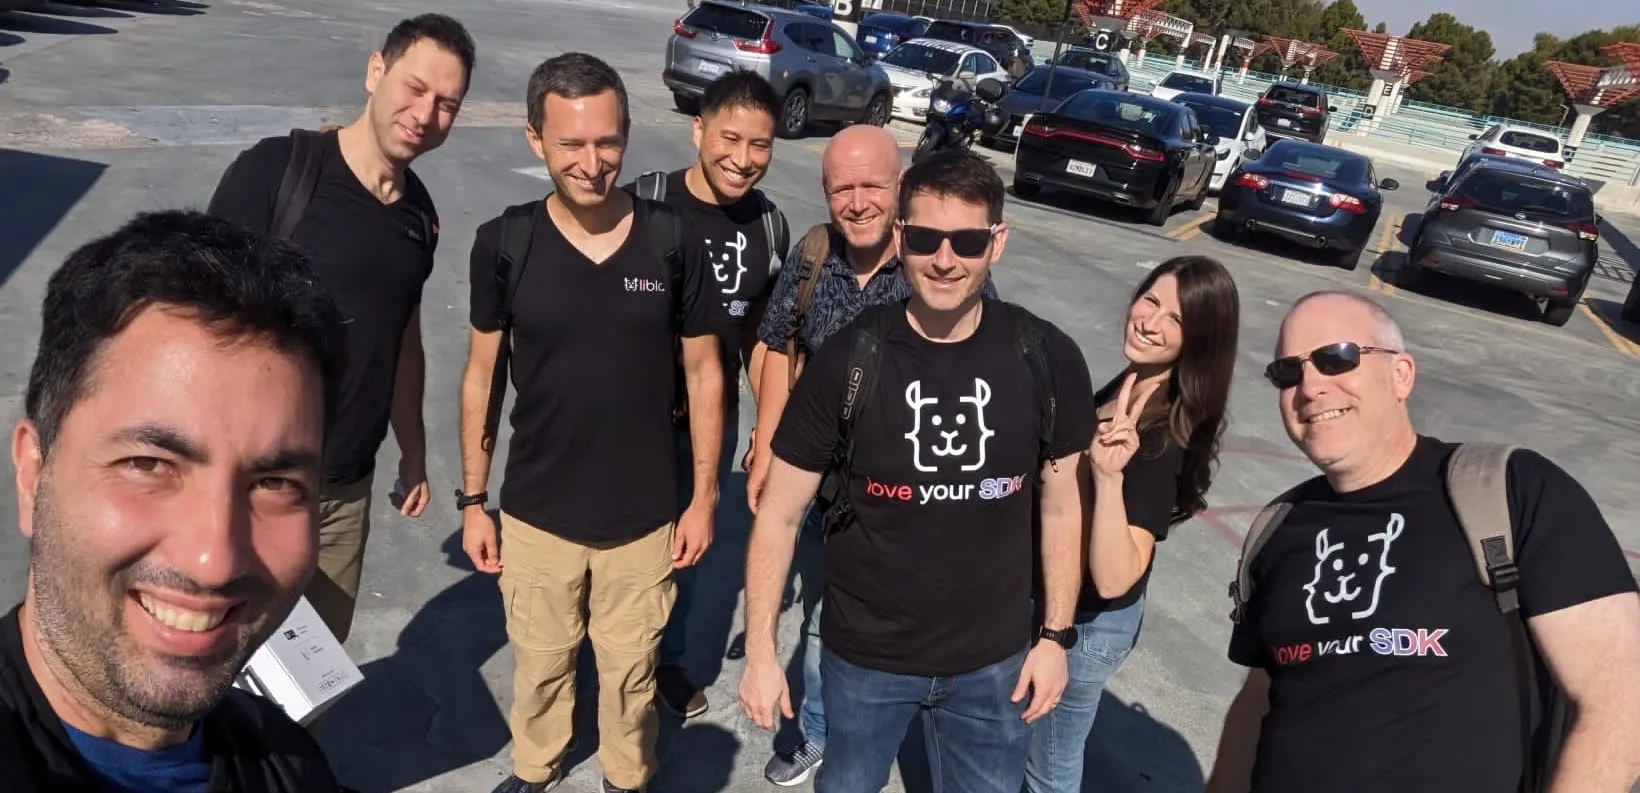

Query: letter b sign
[831,0,858,22]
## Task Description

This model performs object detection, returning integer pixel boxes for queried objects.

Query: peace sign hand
[1092,372,1161,479]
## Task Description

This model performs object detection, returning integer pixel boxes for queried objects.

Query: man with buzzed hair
[1205,291,1640,793]
[741,126,999,786]
[208,12,477,644]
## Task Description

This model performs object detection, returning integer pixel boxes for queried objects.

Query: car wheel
[1012,175,1041,199]
[1398,241,1426,288]
[1145,177,1178,226]
[1333,246,1363,270]
[1622,279,1640,324]
[1185,176,1209,211]
[863,93,890,127]
[1543,298,1577,327]
[778,88,809,139]
[1211,214,1239,240]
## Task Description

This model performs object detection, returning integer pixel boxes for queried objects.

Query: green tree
[1404,12,1497,112]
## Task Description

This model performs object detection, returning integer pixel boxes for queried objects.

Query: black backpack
[267,128,436,249]
[1228,443,1572,793]
[630,169,790,276]
[814,301,1059,534]
[478,197,687,453]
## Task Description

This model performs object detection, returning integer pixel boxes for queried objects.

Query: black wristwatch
[1038,625,1077,650]
[454,489,488,510]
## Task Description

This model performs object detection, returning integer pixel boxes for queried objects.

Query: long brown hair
[1126,256,1240,521]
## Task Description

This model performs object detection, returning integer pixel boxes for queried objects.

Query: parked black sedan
[1012,89,1218,226]
[1213,138,1398,269]
[982,65,1116,148]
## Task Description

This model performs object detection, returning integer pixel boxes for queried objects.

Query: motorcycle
[912,76,1007,164]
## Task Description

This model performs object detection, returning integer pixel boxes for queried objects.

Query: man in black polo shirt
[1204,291,1640,793]
[206,13,476,644]
[630,70,790,721]
[1,211,347,792]
[738,150,1094,793]
[456,53,724,793]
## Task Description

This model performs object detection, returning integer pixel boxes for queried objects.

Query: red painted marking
[1196,510,1246,546]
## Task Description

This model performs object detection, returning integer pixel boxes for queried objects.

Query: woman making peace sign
[1025,256,1241,793]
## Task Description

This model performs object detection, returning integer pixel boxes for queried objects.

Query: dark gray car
[664,0,893,138]
[1403,158,1599,326]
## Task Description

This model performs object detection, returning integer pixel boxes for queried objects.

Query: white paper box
[232,596,363,725]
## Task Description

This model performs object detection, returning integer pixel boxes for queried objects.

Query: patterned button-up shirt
[755,227,1000,358]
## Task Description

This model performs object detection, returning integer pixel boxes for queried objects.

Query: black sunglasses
[898,223,998,258]
[1264,342,1399,389]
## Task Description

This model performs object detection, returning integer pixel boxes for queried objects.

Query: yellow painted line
[1372,213,1402,296]
[1577,302,1640,359]
[1367,274,1385,292]
[1166,211,1216,241]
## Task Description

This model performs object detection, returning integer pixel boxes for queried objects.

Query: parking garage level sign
[1087,30,1116,52]
[832,0,862,23]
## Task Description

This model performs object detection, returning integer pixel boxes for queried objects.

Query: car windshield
[1014,68,1103,100]
[924,21,979,44]
[1161,72,1215,93]
[1060,93,1171,136]
[1057,49,1117,74]
[680,4,768,39]
[880,43,960,75]
[1179,102,1243,139]
[1271,145,1364,182]
[1497,130,1562,154]
[1455,171,1592,219]
[1264,86,1321,107]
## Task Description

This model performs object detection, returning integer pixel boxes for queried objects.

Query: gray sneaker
[763,740,824,787]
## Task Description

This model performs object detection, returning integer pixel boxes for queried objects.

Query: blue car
[982,65,1115,147]
[1213,138,1400,270]
[855,11,929,57]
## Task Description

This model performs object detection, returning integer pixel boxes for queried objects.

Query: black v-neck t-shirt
[1227,435,1638,793]
[207,132,438,487]
[772,300,1098,677]
[469,199,716,542]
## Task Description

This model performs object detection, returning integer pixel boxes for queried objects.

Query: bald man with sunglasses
[1205,291,1640,793]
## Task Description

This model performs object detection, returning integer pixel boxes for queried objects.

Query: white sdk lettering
[1302,512,1406,626]
[904,379,995,473]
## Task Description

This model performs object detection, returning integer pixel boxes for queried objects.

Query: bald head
[820,124,900,253]
[1278,290,1405,357]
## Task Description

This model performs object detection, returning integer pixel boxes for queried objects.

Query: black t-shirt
[1076,374,1184,614]
[207,133,438,486]
[1227,435,1640,793]
[654,169,779,407]
[772,300,1097,677]
[469,198,716,542]
[0,605,343,792]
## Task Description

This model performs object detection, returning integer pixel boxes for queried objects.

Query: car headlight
[931,98,950,113]
[913,86,931,98]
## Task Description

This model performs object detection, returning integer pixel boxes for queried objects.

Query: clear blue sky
[1360,0,1636,59]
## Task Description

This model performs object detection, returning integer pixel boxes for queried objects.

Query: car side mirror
[976,77,1006,103]
[958,70,978,82]
[1327,105,1338,112]
[1467,133,1478,140]
[1202,132,1220,146]
[1379,178,1400,191]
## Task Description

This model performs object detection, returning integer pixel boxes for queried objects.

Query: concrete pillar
[1215,34,1231,71]
[1176,52,1186,69]
[1238,59,1251,84]
[1300,68,1312,85]
[1568,103,1608,147]
[1136,41,1147,64]
[1118,46,1131,66]
[1384,78,1406,114]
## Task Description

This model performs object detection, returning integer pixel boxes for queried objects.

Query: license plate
[1065,160,1097,177]
[1007,121,1020,136]
[864,34,878,43]
[1279,188,1310,207]
[1276,118,1293,128]
[1490,229,1528,251]
[697,61,726,76]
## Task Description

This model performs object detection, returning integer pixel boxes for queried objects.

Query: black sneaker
[763,739,824,787]
[655,663,709,719]
[491,769,563,793]
[603,779,640,793]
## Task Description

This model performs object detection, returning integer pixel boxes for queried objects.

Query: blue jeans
[796,503,827,749]
[1023,594,1147,793]
[660,398,741,668]
[815,645,1032,793]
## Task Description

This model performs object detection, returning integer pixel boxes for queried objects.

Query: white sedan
[1170,93,1267,192]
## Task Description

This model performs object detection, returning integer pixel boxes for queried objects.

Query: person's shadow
[312,525,513,792]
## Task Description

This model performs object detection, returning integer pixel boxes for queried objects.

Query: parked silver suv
[664,0,893,138]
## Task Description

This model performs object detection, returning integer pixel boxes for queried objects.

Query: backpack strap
[1002,302,1057,471]
[814,306,888,532]
[1228,485,1303,624]
[269,128,329,241]
[1444,442,1521,615]
[758,192,789,278]
[481,201,540,454]
[633,169,669,202]
[639,200,688,324]
[785,223,835,391]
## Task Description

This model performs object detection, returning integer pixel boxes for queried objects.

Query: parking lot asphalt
[3,2,1639,793]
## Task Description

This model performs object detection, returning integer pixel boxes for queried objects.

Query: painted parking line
[1166,211,1216,242]
[1576,302,1640,359]
[1369,212,1403,296]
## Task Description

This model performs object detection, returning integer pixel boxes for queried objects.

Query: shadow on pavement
[33,1,134,19]
[1082,692,1207,792]
[0,11,118,34]
[1597,216,1639,287]
[0,149,109,289]
[1373,249,1550,323]
[0,30,20,45]
[88,0,209,16]
[1584,298,1640,347]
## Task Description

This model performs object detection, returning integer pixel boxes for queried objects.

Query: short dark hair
[526,52,629,136]
[699,70,781,122]
[24,211,346,456]
[898,149,1006,224]
[380,14,477,87]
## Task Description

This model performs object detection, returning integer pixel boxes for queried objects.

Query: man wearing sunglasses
[739,149,1096,793]
[1204,291,1640,793]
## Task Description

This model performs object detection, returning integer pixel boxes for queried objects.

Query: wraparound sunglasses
[898,222,999,258]
[1264,341,1398,389]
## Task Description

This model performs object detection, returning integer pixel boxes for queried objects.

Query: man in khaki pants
[456,52,725,793]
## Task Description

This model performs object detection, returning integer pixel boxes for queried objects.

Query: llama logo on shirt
[904,379,995,473]
[1303,513,1406,626]
[705,231,749,295]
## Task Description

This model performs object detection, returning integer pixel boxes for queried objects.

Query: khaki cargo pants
[499,512,677,790]
[305,474,374,643]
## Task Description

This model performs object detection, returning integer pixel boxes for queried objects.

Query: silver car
[664,0,893,138]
